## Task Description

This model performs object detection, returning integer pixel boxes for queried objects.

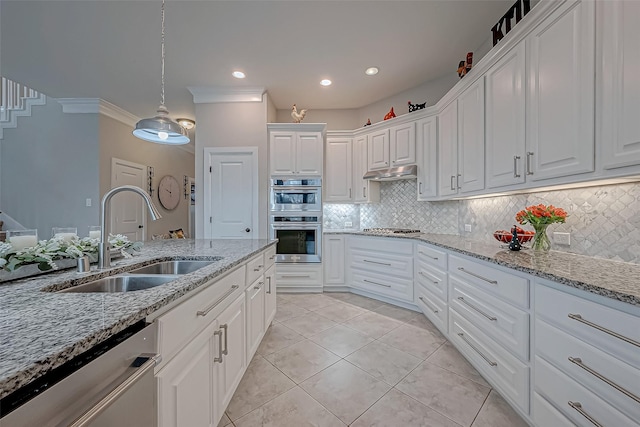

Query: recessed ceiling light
[365,67,379,76]
[232,71,246,79]
[320,79,332,86]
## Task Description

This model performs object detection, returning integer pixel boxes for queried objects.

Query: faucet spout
[98,185,162,269]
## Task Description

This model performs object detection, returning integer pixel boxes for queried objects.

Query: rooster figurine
[291,104,308,123]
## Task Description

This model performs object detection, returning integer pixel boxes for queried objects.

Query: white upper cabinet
[296,132,324,175]
[526,0,595,181]
[390,122,416,167]
[268,125,324,176]
[486,42,526,189]
[438,100,459,197]
[599,0,640,170]
[353,134,380,203]
[324,137,353,202]
[416,116,438,200]
[457,77,485,193]
[270,132,297,176]
[367,128,390,170]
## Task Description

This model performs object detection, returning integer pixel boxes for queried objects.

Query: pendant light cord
[160,0,166,108]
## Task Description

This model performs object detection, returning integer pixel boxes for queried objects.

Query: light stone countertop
[0,238,276,400]
[325,230,640,307]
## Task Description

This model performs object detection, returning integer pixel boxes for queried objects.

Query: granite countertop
[0,238,276,399]
[325,230,640,307]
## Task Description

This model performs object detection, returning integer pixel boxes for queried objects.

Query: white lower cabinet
[276,263,323,292]
[323,234,345,289]
[264,264,277,326]
[246,276,265,361]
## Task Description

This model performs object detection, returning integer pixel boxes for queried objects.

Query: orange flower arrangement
[516,204,567,226]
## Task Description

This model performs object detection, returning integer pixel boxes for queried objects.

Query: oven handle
[68,353,161,427]
[271,224,321,229]
[272,187,320,192]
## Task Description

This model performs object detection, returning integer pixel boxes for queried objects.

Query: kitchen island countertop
[0,238,276,400]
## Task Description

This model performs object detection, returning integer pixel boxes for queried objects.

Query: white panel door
[296,132,323,176]
[205,148,257,239]
[324,138,352,202]
[110,158,146,241]
[437,100,458,197]
[526,0,595,180]
[269,132,296,175]
[390,122,416,166]
[367,129,390,170]
[416,116,438,200]
[458,77,485,193]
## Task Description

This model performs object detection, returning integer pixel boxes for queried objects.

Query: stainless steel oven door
[270,187,321,212]
[270,218,321,263]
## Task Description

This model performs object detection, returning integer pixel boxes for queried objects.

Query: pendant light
[133,0,189,145]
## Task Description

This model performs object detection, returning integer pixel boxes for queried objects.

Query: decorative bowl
[493,229,535,244]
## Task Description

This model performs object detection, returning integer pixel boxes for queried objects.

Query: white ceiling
[1,0,513,121]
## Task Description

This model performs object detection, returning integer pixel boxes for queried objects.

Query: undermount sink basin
[127,259,220,275]
[58,275,178,293]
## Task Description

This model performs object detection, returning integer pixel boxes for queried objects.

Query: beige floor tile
[406,313,446,336]
[379,323,445,359]
[324,292,353,302]
[339,293,385,311]
[234,386,346,427]
[300,360,391,425]
[396,362,491,427]
[280,312,338,337]
[427,342,490,387]
[313,301,366,323]
[372,303,420,323]
[264,339,340,383]
[226,355,296,421]
[217,412,232,427]
[257,323,305,356]
[346,341,421,386]
[273,302,308,323]
[309,324,375,358]
[352,388,462,427]
[286,293,337,311]
[471,390,528,427]
[342,312,403,339]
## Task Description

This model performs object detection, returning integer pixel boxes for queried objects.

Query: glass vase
[531,223,551,252]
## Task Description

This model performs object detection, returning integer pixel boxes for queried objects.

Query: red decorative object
[457,52,473,78]
[493,227,534,244]
[364,118,372,127]
[383,107,396,121]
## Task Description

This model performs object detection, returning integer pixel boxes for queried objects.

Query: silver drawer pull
[457,267,498,284]
[568,313,640,348]
[513,155,521,178]
[419,270,440,284]
[457,297,497,321]
[254,286,261,290]
[363,259,392,266]
[221,323,228,355]
[196,285,239,317]
[457,332,497,367]
[281,274,311,278]
[418,250,439,261]
[214,330,223,363]
[68,353,161,427]
[363,279,391,288]
[418,296,438,314]
[526,152,534,175]
[266,276,272,294]
[568,401,603,427]
[568,357,640,404]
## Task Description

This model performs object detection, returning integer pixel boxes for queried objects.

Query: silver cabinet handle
[221,324,228,355]
[450,175,456,190]
[68,353,161,427]
[349,188,352,198]
[269,255,275,260]
[568,357,640,404]
[363,259,392,266]
[418,182,423,194]
[213,330,223,363]
[266,276,272,294]
[281,274,310,278]
[197,285,239,316]
[568,313,640,348]
[568,401,603,427]
[457,174,462,189]
[363,186,367,198]
[513,155,521,178]
[418,250,439,261]
[457,297,497,321]
[457,267,498,284]
[253,265,263,272]
[363,279,391,288]
[254,286,261,290]
[526,152,534,175]
[418,270,440,284]
[418,296,438,313]
[457,332,497,367]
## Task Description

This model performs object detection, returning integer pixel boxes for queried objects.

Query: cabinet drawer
[415,242,447,270]
[535,283,640,369]
[276,264,322,288]
[536,318,640,420]
[351,249,413,279]
[415,282,448,334]
[533,393,576,427]
[450,276,529,361]
[449,255,529,308]
[264,245,277,269]
[351,269,413,302]
[157,266,245,366]
[350,235,413,255]
[415,259,447,302]
[535,356,638,427]
[246,253,265,286]
[450,309,529,413]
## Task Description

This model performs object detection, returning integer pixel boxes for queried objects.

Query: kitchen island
[0,238,276,400]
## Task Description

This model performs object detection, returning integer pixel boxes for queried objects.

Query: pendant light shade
[133,0,189,145]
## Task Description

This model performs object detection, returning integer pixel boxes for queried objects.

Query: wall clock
[158,175,180,210]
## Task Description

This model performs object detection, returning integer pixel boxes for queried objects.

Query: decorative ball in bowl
[493,227,535,244]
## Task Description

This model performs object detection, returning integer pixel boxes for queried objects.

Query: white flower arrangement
[0,234,143,272]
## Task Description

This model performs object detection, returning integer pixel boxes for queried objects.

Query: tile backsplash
[324,180,640,265]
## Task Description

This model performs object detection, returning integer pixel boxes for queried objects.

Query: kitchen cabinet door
[296,132,323,175]
[367,129,390,170]
[599,0,640,170]
[416,116,438,200]
[246,276,265,361]
[457,77,485,193]
[486,42,526,189]
[437,100,459,197]
[353,135,380,203]
[323,234,345,287]
[526,0,595,181]
[390,122,416,166]
[270,131,296,176]
[324,138,353,202]
[264,264,277,326]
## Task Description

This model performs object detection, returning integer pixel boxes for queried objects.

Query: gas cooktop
[362,228,421,235]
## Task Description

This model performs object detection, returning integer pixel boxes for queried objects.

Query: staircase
[0,76,46,139]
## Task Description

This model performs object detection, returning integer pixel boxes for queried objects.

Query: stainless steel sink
[58,275,178,293]
[127,259,219,275]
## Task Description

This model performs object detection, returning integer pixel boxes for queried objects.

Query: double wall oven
[269,178,322,263]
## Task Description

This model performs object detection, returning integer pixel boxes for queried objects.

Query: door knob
[245,228,251,232]
[138,225,144,229]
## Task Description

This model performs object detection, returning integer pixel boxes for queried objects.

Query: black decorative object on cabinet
[492,0,531,46]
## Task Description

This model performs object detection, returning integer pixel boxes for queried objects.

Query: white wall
[276,108,360,131]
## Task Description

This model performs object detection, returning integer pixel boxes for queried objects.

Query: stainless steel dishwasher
[1,321,159,427]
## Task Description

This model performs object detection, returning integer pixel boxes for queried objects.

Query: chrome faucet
[98,185,162,269]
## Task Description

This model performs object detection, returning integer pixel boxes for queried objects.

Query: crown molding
[187,86,265,104]
[56,98,139,127]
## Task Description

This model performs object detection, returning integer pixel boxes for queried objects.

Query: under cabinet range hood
[363,164,418,181]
